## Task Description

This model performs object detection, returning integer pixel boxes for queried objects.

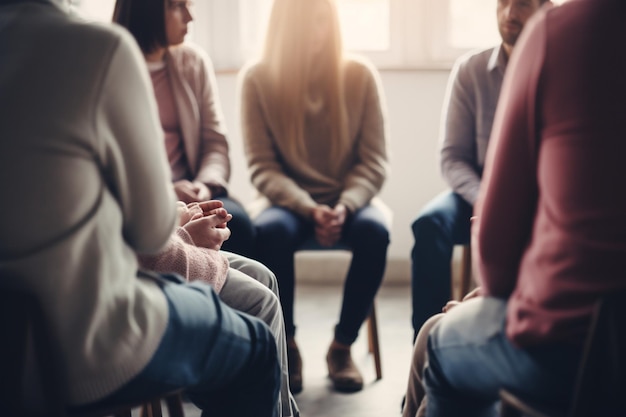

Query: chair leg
[165,392,185,417]
[140,399,162,417]
[459,244,472,299]
[367,302,382,380]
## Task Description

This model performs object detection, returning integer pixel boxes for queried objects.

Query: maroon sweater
[474,0,626,347]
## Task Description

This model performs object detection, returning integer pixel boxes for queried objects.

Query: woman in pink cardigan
[138,200,299,417]
[113,0,255,258]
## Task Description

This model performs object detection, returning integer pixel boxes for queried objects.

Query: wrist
[207,184,226,198]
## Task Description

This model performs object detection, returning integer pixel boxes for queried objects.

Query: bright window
[71,0,115,21]
[71,0,568,71]
[337,0,390,52]
[448,0,499,50]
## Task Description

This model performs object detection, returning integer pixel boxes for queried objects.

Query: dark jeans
[411,191,472,339]
[217,196,256,258]
[73,274,280,417]
[254,205,389,345]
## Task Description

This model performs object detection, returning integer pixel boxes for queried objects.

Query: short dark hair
[113,0,167,54]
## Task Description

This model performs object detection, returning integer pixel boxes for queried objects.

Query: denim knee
[351,218,389,249]
[411,212,446,241]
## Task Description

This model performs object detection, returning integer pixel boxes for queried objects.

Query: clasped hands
[173,179,212,203]
[177,200,232,251]
[311,203,348,247]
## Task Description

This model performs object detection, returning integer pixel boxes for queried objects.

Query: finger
[202,213,231,228]
[213,208,230,218]
[215,214,233,229]
[197,200,224,213]
[186,203,202,215]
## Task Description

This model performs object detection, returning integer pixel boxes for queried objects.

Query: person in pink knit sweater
[138,200,299,417]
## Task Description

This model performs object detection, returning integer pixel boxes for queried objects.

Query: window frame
[71,0,510,72]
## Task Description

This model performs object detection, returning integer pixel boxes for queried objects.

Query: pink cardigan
[165,44,231,192]
[138,227,229,293]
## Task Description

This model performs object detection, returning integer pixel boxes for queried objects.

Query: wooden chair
[0,288,185,417]
[296,238,383,380]
[453,243,473,301]
[499,288,626,417]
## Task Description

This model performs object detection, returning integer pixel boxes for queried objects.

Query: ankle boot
[326,344,364,392]
[287,337,303,394]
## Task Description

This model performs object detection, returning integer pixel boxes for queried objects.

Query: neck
[144,47,166,63]
[502,42,513,59]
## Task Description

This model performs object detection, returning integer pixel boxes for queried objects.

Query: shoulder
[239,61,269,83]
[48,18,146,82]
[50,14,138,61]
[238,61,271,93]
[168,42,214,72]
[342,54,383,97]
[343,54,379,82]
[454,47,496,74]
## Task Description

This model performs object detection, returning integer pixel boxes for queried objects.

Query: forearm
[441,159,481,205]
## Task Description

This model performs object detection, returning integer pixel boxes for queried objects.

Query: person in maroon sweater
[422,1,626,416]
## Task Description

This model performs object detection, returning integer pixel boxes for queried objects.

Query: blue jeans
[424,297,582,417]
[74,274,280,417]
[254,205,389,345]
[411,191,472,339]
[217,196,256,258]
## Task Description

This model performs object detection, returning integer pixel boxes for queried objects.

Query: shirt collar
[487,44,508,75]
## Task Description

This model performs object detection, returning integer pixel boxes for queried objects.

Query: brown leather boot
[287,337,303,394]
[326,343,364,392]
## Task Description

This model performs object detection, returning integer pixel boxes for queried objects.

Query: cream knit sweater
[240,56,390,219]
[0,1,177,405]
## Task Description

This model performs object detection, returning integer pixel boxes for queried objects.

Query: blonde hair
[261,0,349,160]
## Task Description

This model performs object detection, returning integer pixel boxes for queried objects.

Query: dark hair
[113,0,167,54]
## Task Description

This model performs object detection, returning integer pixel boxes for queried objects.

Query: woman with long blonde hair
[240,0,391,393]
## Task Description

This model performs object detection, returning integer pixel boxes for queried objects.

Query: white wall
[216,69,452,283]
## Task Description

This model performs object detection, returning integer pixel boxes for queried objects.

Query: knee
[351,218,389,248]
[250,288,282,326]
[262,291,281,321]
[413,314,446,376]
[411,213,442,239]
[244,259,280,295]
[256,220,297,246]
[257,264,280,296]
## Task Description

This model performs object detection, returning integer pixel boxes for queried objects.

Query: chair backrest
[569,289,626,417]
[0,288,67,417]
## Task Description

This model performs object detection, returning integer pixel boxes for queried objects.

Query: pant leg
[218,196,256,258]
[334,204,390,345]
[223,251,280,296]
[424,297,581,417]
[411,191,472,339]
[402,314,445,417]
[219,255,299,417]
[77,277,280,417]
[254,207,310,338]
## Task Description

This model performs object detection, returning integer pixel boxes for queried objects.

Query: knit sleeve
[137,227,230,293]
[339,59,389,213]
